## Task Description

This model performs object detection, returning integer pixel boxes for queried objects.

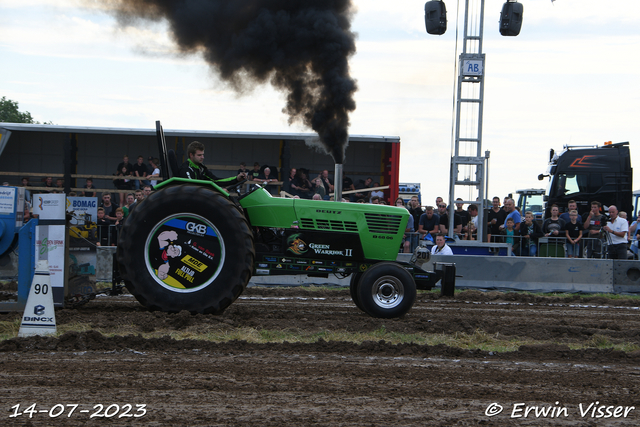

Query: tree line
[0,96,51,124]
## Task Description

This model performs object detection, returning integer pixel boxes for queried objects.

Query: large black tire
[117,185,254,314]
[349,272,364,312]
[356,262,416,318]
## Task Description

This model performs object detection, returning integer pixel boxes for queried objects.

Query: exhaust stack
[334,164,343,202]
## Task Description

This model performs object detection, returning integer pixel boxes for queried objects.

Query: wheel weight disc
[145,214,225,293]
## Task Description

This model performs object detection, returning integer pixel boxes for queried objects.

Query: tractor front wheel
[356,262,416,318]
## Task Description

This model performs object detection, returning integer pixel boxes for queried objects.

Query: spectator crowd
[398,193,635,259]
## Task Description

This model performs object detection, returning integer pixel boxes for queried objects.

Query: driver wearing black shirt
[178,141,246,185]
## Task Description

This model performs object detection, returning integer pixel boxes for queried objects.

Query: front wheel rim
[370,275,404,309]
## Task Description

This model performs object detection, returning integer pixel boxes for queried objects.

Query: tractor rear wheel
[356,262,416,318]
[117,185,254,314]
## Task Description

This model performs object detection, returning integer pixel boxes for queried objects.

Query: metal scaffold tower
[447,0,490,239]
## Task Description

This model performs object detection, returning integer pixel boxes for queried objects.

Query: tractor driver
[178,141,246,185]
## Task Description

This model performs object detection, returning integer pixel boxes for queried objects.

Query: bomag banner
[66,197,98,296]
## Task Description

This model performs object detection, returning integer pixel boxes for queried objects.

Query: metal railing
[401,231,627,259]
[83,224,121,247]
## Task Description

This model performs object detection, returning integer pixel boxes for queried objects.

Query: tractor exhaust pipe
[334,163,343,202]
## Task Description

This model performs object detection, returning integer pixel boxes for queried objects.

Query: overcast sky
[1,0,639,205]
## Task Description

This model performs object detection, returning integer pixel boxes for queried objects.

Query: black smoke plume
[97,0,357,163]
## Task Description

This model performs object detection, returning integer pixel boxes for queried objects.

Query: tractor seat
[167,149,180,178]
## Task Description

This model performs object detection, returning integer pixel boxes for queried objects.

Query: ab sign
[462,59,484,76]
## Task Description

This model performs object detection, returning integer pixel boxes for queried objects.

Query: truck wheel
[357,262,416,318]
[117,185,254,314]
[350,272,364,312]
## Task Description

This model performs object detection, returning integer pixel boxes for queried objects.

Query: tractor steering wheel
[225,178,249,194]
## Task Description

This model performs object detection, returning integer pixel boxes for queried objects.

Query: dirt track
[2,287,640,426]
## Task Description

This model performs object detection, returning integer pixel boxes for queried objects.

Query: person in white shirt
[431,233,454,255]
[369,181,384,202]
[603,205,629,259]
[148,158,161,188]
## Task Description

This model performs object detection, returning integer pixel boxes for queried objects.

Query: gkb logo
[186,222,207,235]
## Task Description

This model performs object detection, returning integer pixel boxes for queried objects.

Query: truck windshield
[521,195,544,213]
[551,173,604,197]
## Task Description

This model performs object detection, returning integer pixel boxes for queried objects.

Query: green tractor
[116,122,438,318]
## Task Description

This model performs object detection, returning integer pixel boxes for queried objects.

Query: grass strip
[2,320,638,353]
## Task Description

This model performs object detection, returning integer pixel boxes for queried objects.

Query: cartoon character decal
[287,234,308,255]
[156,230,182,280]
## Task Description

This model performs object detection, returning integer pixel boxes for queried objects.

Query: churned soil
[1,287,640,426]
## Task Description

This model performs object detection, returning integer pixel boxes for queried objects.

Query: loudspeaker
[425,1,447,35]
[499,1,523,36]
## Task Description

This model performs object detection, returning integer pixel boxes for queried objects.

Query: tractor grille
[300,218,358,232]
[300,218,315,229]
[365,213,403,234]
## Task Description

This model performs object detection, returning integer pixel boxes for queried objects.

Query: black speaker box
[425,1,447,35]
[499,2,524,36]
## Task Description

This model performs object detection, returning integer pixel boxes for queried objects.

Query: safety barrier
[414,254,640,294]
[92,242,640,294]
[88,229,638,293]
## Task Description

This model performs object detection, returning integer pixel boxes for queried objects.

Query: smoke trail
[96,0,357,163]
